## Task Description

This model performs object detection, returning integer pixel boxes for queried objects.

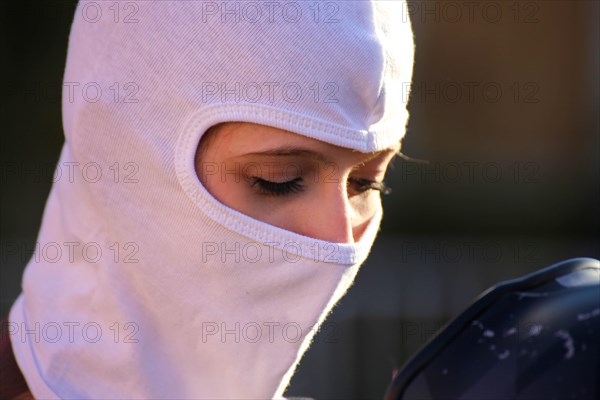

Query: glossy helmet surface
[385,257,600,400]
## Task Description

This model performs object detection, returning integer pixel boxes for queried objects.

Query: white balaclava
[9,1,414,398]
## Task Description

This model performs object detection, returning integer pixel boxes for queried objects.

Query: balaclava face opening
[9,1,414,398]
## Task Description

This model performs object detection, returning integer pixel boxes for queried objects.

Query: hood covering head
[9,1,414,398]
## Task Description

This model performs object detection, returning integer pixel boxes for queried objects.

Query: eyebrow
[240,146,399,164]
[241,148,330,163]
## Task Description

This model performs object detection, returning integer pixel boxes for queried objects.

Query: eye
[251,177,305,197]
[348,178,392,195]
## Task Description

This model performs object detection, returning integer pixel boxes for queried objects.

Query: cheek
[197,162,244,212]
[347,192,381,241]
[349,192,380,224]
[202,170,288,223]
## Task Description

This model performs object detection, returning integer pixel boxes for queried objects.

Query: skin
[195,122,399,244]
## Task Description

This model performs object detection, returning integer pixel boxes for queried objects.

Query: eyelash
[350,178,392,195]
[251,177,305,197]
[251,177,391,197]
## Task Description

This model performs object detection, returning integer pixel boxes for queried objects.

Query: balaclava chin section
[9,1,414,398]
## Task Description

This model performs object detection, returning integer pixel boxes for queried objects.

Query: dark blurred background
[1,1,598,399]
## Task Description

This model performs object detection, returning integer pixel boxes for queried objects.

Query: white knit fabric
[9,1,414,398]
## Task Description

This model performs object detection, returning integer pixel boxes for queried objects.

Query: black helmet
[385,257,600,400]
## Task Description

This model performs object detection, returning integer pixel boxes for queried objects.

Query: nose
[299,181,354,244]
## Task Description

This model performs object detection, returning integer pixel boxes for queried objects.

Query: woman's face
[195,122,399,243]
